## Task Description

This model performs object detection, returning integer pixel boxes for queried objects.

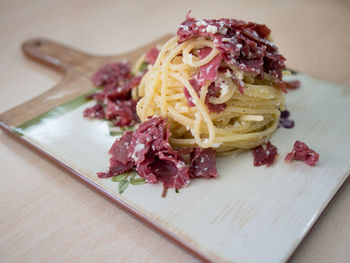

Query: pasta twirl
[134,16,286,153]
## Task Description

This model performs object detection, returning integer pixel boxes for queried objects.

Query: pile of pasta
[133,23,286,153]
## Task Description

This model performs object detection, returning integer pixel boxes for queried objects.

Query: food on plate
[285,141,319,166]
[284,80,301,90]
[97,116,218,189]
[279,110,294,129]
[252,141,278,167]
[83,61,141,127]
[83,46,162,128]
[84,14,318,191]
[135,13,287,152]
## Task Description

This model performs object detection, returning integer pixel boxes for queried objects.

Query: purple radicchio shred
[279,110,295,129]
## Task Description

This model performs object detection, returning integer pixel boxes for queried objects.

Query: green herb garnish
[129,171,137,181]
[111,173,129,182]
[130,178,146,185]
[111,171,146,194]
[138,61,149,72]
[118,179,129,194]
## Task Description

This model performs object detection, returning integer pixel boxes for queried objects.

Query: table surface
[1,0,349,262]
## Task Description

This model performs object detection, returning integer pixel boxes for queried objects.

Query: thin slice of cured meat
[285,141,319,166]
[252,141,278,167]
[184,48,227,113]
[205,102,227,113]
[98,116,191,189]
[97,159,134,178]
[222,68,245,95]
[177,15,286,81]
[92,61,132,89]
[197,51,222,85]
[190,147,218,178]
[83,103,105,119]
[205,82,227,113]
[145,46,160,65]
[105,100,139,127]
[97,131,134,178]
[109,131,133,164]
[284,80,301,90]
[155,151,190,189]
[84,61,141,127]
[136,152,158,184]
[184,74,227,113]
[131,117,190,189]
[183,78,201,107]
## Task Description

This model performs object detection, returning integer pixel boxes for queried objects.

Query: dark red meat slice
[83,103,105,119]
[155,151,190,189]
[177,15,286,81]
[92,61,132,89]
[223,68,245,95]
[105,100,139,127]
[136,152,158,183]
[205,82,227,113]
[132,118,190,189]
[285,141,319,166]
[109,131,133,164]
[198,47,212,58]
[130,72,144,87]
[99,116,192,189]
[105,83,133,101]
[284,80,301,90]
[252,141,278,167]
[145,46,160,65]
[184,78,201,107]
[198,53,222,85]
[84,61,141,127]
[183,87,194,107]
[97,158,133,178]
[190,148,218,178]
[206,102,227,113]
[128,133,153,165]
[137,113,164,132]
[183,48,229,113]
[98,131,134,178]
[184,76,227,113]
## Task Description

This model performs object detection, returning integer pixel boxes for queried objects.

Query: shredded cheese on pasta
[133,36,285,152]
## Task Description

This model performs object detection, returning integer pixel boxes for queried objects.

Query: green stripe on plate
[13,89,98,135]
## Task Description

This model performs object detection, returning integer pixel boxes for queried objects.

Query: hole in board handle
[32,40,43,47]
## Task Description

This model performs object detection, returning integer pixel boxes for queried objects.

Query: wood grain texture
[0,35,171,127]
[1,0,350,263]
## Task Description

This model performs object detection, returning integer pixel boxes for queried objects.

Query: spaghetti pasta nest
[133,36,285,152]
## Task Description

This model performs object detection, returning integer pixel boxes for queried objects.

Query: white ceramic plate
[6,72,350,263]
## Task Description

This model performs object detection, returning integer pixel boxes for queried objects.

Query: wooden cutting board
[1,37,349,263]
[0,35,171,128]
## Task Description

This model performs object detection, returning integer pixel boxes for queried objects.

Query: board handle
[22,38,97,73]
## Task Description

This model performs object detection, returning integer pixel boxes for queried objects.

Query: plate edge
[2,114,349,263]
[0,120,219,263]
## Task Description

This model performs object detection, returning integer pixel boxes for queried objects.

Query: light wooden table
[1,0,349,262]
